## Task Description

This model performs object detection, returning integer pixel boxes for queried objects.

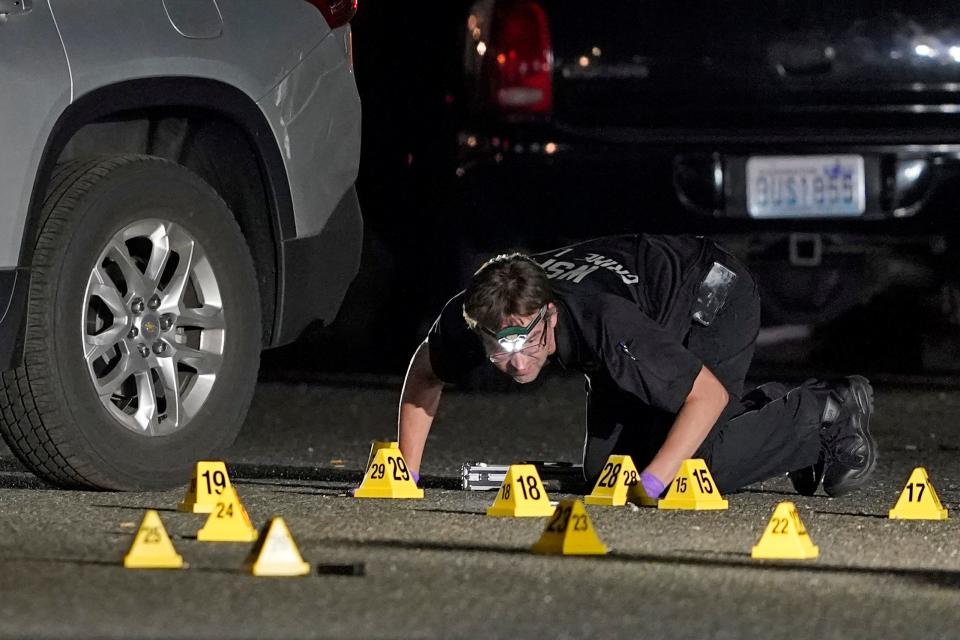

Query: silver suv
[0,0,363,489]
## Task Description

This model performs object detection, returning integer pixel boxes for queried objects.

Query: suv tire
[0,155,261,489]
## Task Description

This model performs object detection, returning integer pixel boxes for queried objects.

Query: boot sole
[824,375,878,497]
[788,458,824,496]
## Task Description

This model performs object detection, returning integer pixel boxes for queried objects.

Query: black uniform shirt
[427,234,719,413]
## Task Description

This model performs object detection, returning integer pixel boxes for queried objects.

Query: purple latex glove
[640,471,665,500]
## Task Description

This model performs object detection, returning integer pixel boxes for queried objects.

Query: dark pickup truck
[443,0,960,331]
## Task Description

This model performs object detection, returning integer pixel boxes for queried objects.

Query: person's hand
[640,471,666,499]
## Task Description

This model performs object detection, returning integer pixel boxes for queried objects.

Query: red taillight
[308,0,357,29]
[487,1,552,114]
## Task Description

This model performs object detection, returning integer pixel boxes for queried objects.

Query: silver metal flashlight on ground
[460,461,586,492]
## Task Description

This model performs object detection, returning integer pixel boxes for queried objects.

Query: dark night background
[264,2,960,382]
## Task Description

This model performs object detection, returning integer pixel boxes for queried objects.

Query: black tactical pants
[581,257,825,494]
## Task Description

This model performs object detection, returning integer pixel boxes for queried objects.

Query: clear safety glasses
[479,305,549,363]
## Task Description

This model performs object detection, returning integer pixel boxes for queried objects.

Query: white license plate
[746,155,866,218]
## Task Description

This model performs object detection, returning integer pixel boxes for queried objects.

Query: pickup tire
[0,155,260,489]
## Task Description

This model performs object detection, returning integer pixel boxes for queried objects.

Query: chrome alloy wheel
[82,220,226,436]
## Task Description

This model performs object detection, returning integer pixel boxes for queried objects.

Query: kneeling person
[397,234,878,498]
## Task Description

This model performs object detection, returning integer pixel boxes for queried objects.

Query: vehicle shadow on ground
[266,489,352,498]
[228,464,461,490]
[815,509,889,520]
[0,476,55,490]
[90,504,179,513]
[661,548,960,590]
[0,459,52,490]
[739,487,818,498]
[232,479,350,498]
[319,536,960,590]
[2,556,251,575]
[229,464,362,484]
[322,536,529,556]
[1,557,123,568]
[411,507,488,517]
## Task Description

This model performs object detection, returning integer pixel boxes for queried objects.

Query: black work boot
[787,383,840,496]
[821,376,878,497]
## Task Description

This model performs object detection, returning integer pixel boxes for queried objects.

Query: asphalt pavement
[0,371,959,639]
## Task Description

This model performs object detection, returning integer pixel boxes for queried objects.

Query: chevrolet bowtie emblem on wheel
[141,319,160,340]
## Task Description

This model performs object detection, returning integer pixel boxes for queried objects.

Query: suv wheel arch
[23,77,294,346]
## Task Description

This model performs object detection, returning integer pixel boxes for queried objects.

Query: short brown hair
[462,253,554,331]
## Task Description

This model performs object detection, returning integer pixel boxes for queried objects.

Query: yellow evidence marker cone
[585,455,641,506]
[197,487,259,542]
[354,448,423,499]
[626,468,660,507]
[245,517,310,577]
[123,510,184,569]
[889,467,948,520]
[658,459,728,511]
[751,501,819,560]
[486,464,555,517]
[177,460,233,514]
[365,440,399,472]
[532,499,608,556]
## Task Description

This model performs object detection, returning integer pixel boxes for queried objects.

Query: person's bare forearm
[399,399,438,474]
[644,366,728,484]
[397,341,444,474]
